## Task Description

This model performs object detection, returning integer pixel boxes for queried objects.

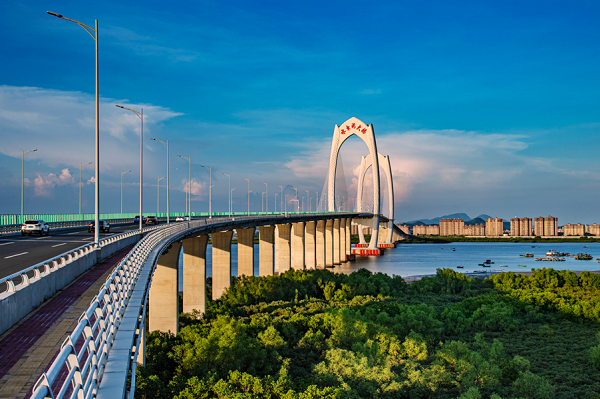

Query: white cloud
[183,178,207,200]
[33,168,74,196]
[0,85,183,178]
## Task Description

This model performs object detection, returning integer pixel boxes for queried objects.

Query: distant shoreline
[402,269,600,282]
[399,235,600,244]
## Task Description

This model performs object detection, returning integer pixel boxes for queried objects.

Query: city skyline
[2,1,600,223]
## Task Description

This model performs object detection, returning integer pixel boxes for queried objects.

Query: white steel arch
[327,117,380,248]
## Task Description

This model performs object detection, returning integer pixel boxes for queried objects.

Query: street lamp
[121,170,131,214]
[157,176,166,215]
[284,194,289,214]
[315,191,319,212]
[200,164,212,218]
[291,198,299,214]
[231,188,237,214]
[222,173,231,216]
[150,137,170,225]
[21,148,37,222]
[116,105,143,232]
[274,193,279,213]
[242,178,250,215]
[293,188,298,213]
[305,190,310,212]
[178,155,191,221]
[79,161,92,214]
[47,11,100,246]
[277,185,283,214]
[261,182,268,213]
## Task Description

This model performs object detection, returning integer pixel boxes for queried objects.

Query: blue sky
[2,0,600,223]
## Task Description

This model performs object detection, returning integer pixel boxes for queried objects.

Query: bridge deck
[0,246,132,399]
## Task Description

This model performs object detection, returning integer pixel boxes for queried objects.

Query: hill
[403,213,471,226]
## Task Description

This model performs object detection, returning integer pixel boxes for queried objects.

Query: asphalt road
[0,223,139,280]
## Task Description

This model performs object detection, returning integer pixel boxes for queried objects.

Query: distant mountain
[403,213,471,226]
[475,214,492,221]
[465,217,486,225]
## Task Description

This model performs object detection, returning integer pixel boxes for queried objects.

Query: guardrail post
[149,241,182,334]
[182,235,208,315]
[211,230,233,300]
[258,225,275,276]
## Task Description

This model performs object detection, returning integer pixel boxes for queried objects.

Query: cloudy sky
[2,0,600,224]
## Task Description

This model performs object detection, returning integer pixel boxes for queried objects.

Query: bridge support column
[149,241,181,334]
[316,220,326,269]
[212,230,233,300]
[291,222,305,270]
[345,218,352,255]
[258,225,275,276]
[237,227,255,277]
[182,235,208,315]
[340,219,347,263]
[305,221,316,270]
[325,220,334,267]
[333,219,341,265]
[275,224,291,273]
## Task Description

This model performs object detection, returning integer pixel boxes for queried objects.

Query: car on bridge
[88,220,110,233]
[134,215,142,223]
[175,216,185,222]
[21,220,50,236]
[144,216,159,225]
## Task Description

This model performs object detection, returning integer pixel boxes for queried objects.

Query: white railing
[0,224,164,297]
[30,213,357,399]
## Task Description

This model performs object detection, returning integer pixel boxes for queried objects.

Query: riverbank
[402,268,600,283]
[400,235,600,244]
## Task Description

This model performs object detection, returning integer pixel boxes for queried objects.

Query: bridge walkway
[0,246,133,399]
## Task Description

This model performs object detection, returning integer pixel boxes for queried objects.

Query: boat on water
[518,265,527,267]
[500,265,508,267]
[546,250,557,256]
[575,253,593,260]
[483,264,491,267]
[456,266,464,269]
[484,259,494,264]
[520,253,534,257]
[584,245,589,248]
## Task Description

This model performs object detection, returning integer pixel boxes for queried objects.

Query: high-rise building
[439,218,464,236]
[486,217,504,236]
[588,223,600,236]
[398,225,411,234]
[563,223,585,236]
[412,225,440,236]
[534,216,557,236]
[464,223,485,236]
[510,217,532,236]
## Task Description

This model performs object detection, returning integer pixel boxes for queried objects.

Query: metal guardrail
[0,219,136,235]
[29,213,358,399]
[0,224,164,296]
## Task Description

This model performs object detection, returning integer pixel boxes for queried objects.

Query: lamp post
[315,191,319,212]
[293,188,298,213]
[120,170,131,214]
[242,178,250,215]
[116,105,143,232]
[305,190,310,212]
[261,192,265,212]
[284,194,288,214]
[274,193,279,213]
[178,155,191,221]
[47,11,100,246]
[21,148,37,222]
[79,161,92,214]
[277,185,283,214]
[291,198,299,214]
[157,176,166,215]
[150,137,170,224]
[222,173,231,216]
[200,164,212,218]
[231,188,236,214]
[261,182,268,213]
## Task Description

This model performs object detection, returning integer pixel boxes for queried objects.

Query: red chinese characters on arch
[340,122,368,135]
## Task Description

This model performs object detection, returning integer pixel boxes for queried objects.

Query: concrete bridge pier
[275,224,291,273]
[291,222,305,270]
[212,230,233,300]
[237,227,255,277]
[149,241,182,334]
[339,219,347,263]
[345,218,351,256]
[258,225,275,276]
[316,220,326,269]
[325,220,334,267]
[305,221,316,270]
[333,219,341,265]
[182,235,208,315]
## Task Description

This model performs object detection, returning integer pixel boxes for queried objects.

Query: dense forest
[136,268,600,398]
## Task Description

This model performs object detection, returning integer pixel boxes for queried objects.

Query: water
[178,242,600,289]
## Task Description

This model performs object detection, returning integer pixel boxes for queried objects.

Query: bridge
[0,117,407,398]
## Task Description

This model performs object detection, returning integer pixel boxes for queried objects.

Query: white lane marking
[0,242,14,246]
[68,232,83,235]
[52,243,68,248]
[82,237,93,240]
[5,252,28,259]
[36,237,49,240]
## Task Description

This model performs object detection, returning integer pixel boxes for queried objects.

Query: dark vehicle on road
[88,220,110,233]
[21,220,50,236]
[144,216,159,225]
[134,215,142,223]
